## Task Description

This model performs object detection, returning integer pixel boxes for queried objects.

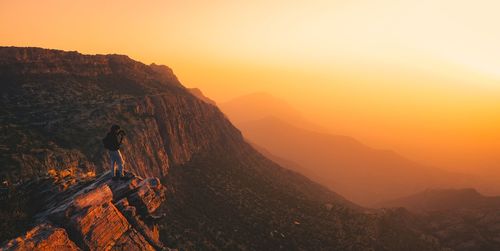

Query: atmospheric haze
[2,0,499,196]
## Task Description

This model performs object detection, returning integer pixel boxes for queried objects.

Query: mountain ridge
[230,114,476,205]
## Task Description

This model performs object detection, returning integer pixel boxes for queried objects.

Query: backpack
[102,134,114,150]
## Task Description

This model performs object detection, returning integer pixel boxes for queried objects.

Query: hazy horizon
[218,91,499,178]
[2,0,499,175]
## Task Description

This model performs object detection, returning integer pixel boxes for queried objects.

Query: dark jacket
[105,132,123,151]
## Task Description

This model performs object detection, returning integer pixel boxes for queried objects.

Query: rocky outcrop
[0,224,80,251]
[1,172,168,251]
[0,47,180,83]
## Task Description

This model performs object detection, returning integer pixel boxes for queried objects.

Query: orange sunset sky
[1,0,499,175]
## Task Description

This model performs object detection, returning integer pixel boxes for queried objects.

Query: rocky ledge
[1,172,168,251]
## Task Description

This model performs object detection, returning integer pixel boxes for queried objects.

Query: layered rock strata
[1,172,168,251]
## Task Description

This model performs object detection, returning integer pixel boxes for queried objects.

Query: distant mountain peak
[220,92,327,132]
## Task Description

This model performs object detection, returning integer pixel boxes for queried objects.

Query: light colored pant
[109,150,125,177]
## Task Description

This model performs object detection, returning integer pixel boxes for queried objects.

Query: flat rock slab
[73,184,113,209]
[70,202,129,251]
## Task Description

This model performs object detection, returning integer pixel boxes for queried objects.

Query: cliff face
[0,46,239,181]
[0,46,487,250]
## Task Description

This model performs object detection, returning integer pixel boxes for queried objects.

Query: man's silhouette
[103,125,126,180]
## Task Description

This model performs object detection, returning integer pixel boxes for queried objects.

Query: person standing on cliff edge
[103,125,127,180]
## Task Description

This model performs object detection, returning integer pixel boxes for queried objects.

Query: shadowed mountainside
[1,46,497,250]
[378,188,500,212]
[378,189,500,251]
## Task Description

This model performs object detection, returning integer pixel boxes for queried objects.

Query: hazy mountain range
[219,93,482,205]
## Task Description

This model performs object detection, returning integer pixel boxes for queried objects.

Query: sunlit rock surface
[1,172,168,251]
[0,223,80,251]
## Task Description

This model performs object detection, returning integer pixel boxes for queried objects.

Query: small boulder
[128,178,166,214]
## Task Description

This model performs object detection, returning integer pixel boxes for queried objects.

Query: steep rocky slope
[0,46,483,250]
[0,46,238,181]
